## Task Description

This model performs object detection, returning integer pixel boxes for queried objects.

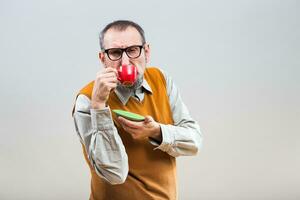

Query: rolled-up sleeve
[73,94,128,184]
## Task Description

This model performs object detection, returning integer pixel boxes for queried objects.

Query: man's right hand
[91,67,118,109]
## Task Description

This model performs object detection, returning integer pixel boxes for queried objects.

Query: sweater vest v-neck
[77,67,176,200]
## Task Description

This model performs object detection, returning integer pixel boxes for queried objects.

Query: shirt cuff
[151,124,174,152]
[91,107,115,130]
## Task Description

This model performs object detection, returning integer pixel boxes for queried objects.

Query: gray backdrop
[0,0,299,199]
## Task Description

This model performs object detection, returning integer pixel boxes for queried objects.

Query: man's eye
[109,49,122,56]
[128,47,138,52]
[127,47,139,55]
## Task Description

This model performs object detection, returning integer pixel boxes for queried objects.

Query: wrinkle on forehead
[103,27,143,49]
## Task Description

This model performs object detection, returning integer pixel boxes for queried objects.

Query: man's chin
[118,74,143,90]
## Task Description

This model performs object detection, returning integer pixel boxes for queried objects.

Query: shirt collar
[141,79,152,94]
[114,78,153,105]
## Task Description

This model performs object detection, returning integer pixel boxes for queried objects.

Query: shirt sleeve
[149,70,203,157]
[73,94,128,184]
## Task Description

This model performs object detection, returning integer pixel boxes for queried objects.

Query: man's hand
[91,67,118,109]
[117,116,162,142]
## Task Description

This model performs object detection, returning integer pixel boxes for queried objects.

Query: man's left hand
[117,116,162,142]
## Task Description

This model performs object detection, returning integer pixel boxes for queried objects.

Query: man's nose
[121,51,130,65]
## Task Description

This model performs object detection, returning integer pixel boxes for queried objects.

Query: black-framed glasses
[104,44,145,61]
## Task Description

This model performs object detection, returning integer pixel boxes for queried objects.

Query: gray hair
[99,20,146,50]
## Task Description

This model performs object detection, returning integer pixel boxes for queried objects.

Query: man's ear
[99,52,105,64]
[144,44,151,64]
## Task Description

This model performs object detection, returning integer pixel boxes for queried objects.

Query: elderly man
[73,20,202,200]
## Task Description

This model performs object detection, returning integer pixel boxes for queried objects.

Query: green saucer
[112,109,145,121]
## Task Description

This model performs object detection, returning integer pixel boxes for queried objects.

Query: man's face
[99,27,150,77]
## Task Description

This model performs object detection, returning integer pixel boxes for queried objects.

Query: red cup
[117,64,137,86]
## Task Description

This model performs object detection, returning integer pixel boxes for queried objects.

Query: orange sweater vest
[77,67,176,200]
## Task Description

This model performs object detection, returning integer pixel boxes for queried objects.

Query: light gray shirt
[73,68,203,185]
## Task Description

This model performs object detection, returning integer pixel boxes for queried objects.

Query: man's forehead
[103,27,142,48]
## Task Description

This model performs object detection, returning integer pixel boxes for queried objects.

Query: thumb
[144,115,154,123]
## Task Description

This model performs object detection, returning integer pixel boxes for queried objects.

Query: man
[73,20,202,200]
